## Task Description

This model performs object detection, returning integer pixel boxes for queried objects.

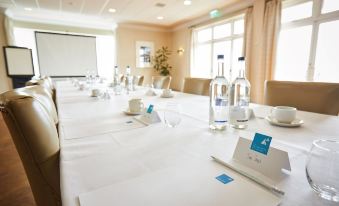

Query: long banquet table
[57,81,339,206]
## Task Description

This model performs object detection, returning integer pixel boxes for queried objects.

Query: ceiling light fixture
[157,16,164,20]
[183,0,192,6]
[108,8,116,13]
[24,7,32,11]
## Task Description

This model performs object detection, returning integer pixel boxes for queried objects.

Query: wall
[169,28,191,91]
[0,8,12,93]
[116,25,171,86]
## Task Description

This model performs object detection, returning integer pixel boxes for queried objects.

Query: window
[13,27,115,79]
[191,16,244,80]
[276,0,339,82]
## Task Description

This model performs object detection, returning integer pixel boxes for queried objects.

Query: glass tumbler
[306,139,339,202]
[164,103,182,128]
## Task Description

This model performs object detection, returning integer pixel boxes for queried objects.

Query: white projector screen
[35,32,97,77]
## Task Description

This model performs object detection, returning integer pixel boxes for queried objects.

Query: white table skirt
[57,81,339,206]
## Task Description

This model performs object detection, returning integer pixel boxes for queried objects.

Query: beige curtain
[258,0,281,102]
[243,7,253,80]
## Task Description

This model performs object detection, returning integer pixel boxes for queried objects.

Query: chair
[19,85,58,125]
[152,76,172,89]
[264,80,339,115]
[133,76,144,86]
[182,77,212,96]
[26,78,56,103]
[0,89,61,206]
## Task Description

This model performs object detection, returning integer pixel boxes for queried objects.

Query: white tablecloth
[57,81,339,206]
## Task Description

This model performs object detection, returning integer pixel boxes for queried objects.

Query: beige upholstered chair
[119,74,125,83]
[26,77,56,102]
[133,75,144,86]
[152,76,172,89]
[0,89,61,206]
[182,77,212,96]
[19,85,58,125]
[264,80,339,115]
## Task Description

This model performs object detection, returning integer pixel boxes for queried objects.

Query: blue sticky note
[216,174,234,184]
[250,133,272,155]
[146,105,154,114]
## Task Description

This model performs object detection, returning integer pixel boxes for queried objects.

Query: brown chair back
[0,90,61,206]
[133,76,144,86]
[183,77,212,96]
[152,76,171,89]
[264,80,339,115]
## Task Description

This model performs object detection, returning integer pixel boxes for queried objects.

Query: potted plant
[152,46,172,76]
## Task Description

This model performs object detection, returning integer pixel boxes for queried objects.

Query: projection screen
[35,32,97,77]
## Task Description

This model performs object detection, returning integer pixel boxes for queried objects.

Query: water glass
[164,103,182,128]
[306,139,339,202]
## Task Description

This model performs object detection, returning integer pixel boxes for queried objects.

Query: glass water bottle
[209,55,229,131]
[229,57,251,129]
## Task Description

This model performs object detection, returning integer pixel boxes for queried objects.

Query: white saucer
[160,93,174,98]
[265,116,304,127]
[90,94,100,97]
[123,108,143,115]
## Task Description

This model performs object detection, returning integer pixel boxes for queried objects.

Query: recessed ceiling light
[157,16,164,20]
[183,0,192,5]
[24,7,32,11]
[108,8,116,13]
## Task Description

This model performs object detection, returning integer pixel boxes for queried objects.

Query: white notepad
[79,160,281,206]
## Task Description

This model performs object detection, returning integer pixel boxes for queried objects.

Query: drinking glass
[306,139,339,202]
[164,103,182,127]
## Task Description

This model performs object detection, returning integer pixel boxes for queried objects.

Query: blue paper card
[146,105,154,114]
[216,174,234,184]
[250,133,272,155]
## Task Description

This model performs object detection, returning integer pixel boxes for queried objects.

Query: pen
[211,155,285,196]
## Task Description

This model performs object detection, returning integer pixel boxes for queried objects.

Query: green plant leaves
[152,46,172,76]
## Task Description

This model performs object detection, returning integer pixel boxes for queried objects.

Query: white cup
[91,88,101,97]
[271,106,297,123]
[129,99,144,112]
[162,89,172,97]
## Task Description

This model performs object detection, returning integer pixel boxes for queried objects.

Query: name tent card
[134,104,161,125]
[232,133,291,181]
[250,133,272,155]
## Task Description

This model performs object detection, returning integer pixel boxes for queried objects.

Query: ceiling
[0,0,240,29]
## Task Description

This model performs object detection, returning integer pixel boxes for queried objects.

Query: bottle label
[229,106,249,124]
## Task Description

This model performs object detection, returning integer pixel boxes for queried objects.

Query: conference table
[56,81,339,206]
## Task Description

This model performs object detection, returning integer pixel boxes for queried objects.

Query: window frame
[191,15,244,78]
[280,0,339,81]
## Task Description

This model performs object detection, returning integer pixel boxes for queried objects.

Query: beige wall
[169,28,191,91]
[0,9,12,93]
[116,26,171,86]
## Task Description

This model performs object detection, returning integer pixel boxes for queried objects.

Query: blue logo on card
[216,174,234,184]
[146,105,154,114]
[250,133,272,155]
